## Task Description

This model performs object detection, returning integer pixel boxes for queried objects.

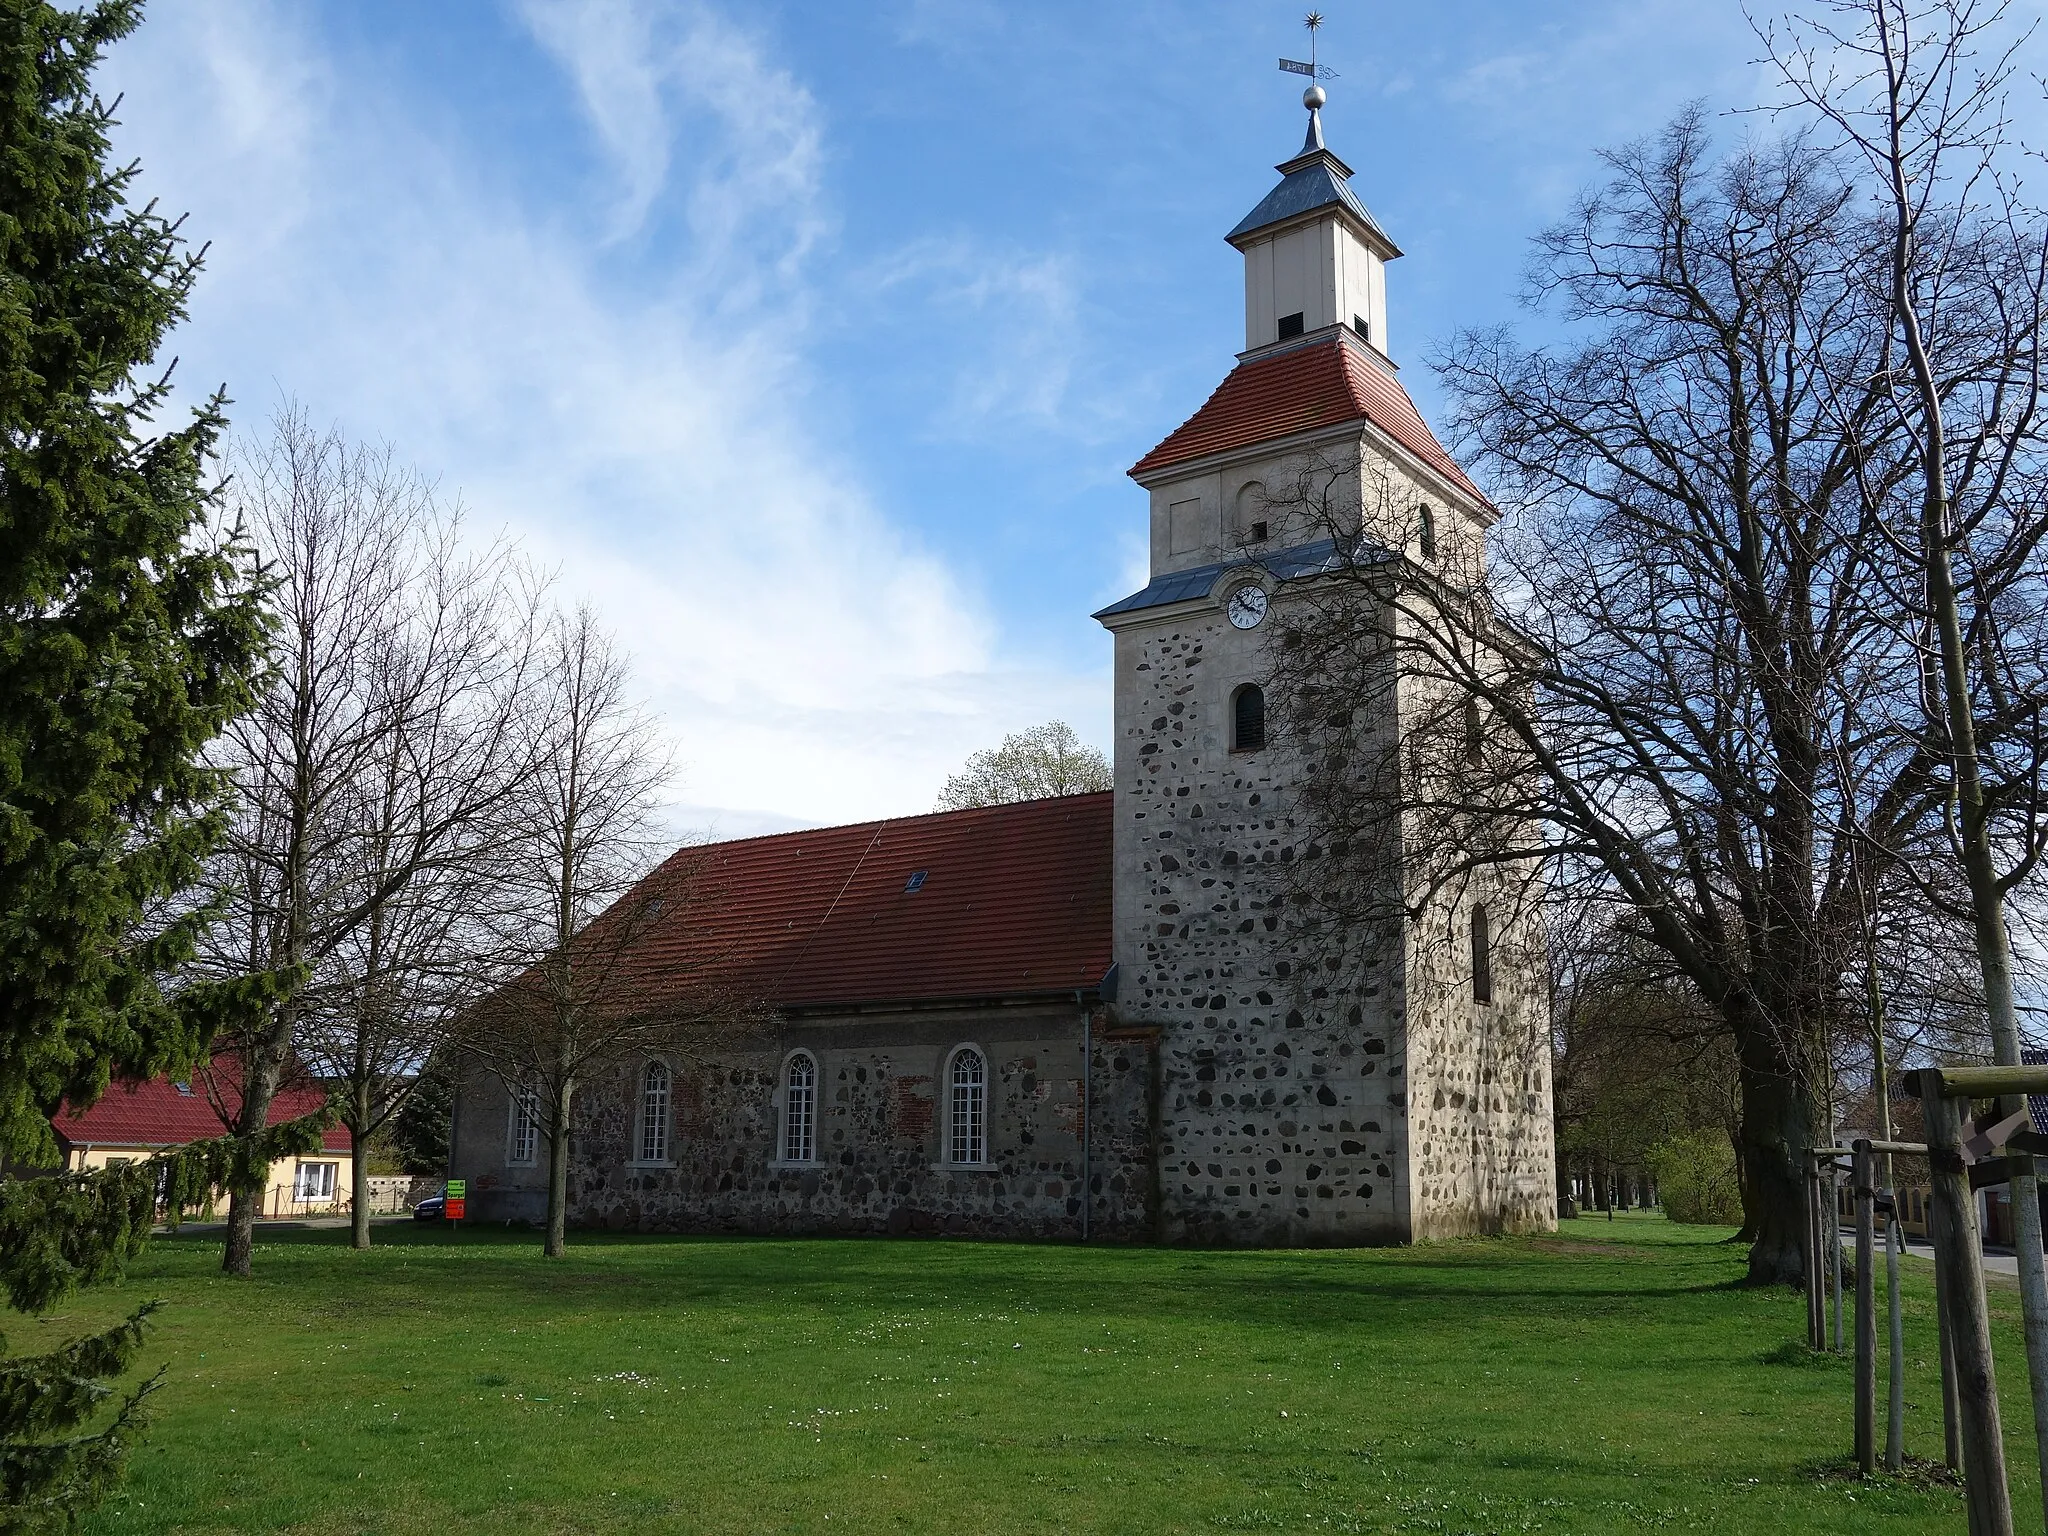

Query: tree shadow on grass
[135,1222,1766,1335]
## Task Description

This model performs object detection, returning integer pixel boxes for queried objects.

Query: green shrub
[1646,1130,1743,1224]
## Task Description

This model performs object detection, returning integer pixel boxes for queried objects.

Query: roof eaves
[1129,414,1365,488]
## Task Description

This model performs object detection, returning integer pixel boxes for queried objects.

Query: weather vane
[1278,12,1337,88]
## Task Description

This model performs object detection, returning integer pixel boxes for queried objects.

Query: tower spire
[1278,12,1334,154]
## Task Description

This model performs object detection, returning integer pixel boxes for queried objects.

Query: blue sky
[102,0,1778,837]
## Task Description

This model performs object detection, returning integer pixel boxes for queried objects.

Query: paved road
[1841,1226,2020,1276]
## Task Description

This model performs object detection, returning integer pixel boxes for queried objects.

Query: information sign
[445,1179,466,1222]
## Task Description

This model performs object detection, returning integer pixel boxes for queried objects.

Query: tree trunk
[221,1045,287,1278]
[1736,1023,1810,1286]
[350,1076,374,1250]
[544,1077,574,1258]
[351,1138,372,1250]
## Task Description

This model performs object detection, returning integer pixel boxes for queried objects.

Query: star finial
[1278,13,1335,148]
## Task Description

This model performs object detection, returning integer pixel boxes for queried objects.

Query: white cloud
[862,236,1087,433]
[100,0,1101,833]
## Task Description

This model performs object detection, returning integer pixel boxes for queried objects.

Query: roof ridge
[685,790,1116,860]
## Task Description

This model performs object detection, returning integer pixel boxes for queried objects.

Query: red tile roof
[1129,332,1489,506]
[616,793,1114,1013]
[52,1059,348,1154]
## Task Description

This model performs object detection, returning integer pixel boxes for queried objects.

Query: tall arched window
[509,1074,539,1165]
[1463,697,1484,768]
[1232,684,1266,752]
[638,1060,671,1163]
[783,1051,817,1164]
[1471,907,1493,1005]
[1419,504,1438,560]
[948,1047,987,1166]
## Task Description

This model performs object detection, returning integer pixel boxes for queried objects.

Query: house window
[510,1075,539,1165]
[294,1162,336,1202]
[1232,684,1266,752]
[1472,907,1494,1005]
[1420,505,1437,560]
[638,1061,671,1163]
[784,1052,817,1164]
[948,1047,987,1166]
[1277,311,1305,340]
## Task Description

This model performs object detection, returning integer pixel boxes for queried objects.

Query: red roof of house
[1129,332,1489,506]
[52,1059,348,1154]
[614,792,1114,1013]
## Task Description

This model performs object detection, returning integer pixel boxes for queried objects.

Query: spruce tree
[0,1,275,1527]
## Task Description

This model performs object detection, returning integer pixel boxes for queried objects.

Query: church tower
[1096,79,1555,1245]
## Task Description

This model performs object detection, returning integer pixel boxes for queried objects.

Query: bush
[1646,1130,1743,1224]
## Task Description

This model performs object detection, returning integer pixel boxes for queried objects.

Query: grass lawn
[28,1211,2035,1533]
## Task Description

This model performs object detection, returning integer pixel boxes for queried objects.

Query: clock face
[1226,584,1269,630]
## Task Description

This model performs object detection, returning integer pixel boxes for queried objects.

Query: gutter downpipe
[1077,988,1091,1244]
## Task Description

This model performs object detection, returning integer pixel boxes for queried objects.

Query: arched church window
[1419,505,1438,561]
[1232,684,1266,753]
[509,1074,539,1166]
[1234,481,1268,545]
[1464,697,1484,768]
[1471,908,1494,1005]
[783,1051,817,1164]
[947,1046,987,1166]
[638,1060,671,1163]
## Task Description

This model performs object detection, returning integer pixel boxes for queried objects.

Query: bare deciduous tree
[455,605,762,1257]
[1763,0,2048,1480]
[1265,106,1992,1284]
[207,409,539,1272]
[295,537,543,1249]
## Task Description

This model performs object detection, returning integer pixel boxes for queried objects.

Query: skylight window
[172,1081,193,1096]
[905,870,929,892]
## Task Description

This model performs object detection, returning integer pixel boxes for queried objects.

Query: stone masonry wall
[1111,606,1413,1246]
[1399,887,1556,1238]
[451,1002,1155,1241]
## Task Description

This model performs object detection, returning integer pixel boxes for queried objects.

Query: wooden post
[1938,1251,1963,1471]
[1854,1141,1876,1475]
[1805,1160,1824,1350]
[1886,1200,1905,1473]
[1921,1076,2014,1535]
[1843,1163,1859,1359]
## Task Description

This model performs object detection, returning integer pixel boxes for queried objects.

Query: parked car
[413,1193,446,1221]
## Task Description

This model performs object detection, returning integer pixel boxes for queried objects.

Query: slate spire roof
[1226,106,1399,255]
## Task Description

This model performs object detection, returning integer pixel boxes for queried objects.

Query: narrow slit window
[784,1052,817,1163]
[1233,684,1266,752]
[1471,907,1493,1005]
[1419,505,1437,560]
[638,1060,671,1163]
[1464,697,1484,768]
[1276,311,1305,340]
[949,1048,987,1165]
[1353,313,1370,340]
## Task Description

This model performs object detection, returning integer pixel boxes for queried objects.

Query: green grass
[28,1211,2033,1533]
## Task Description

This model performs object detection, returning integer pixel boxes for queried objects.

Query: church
[448,87,1556,1247]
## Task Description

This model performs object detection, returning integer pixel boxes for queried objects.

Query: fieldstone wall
[1110,606,1413,1246]
[450,1003,1156,1241]
[1401,888,1556,1238]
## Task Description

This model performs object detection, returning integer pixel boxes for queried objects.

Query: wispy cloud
[100,1,1101,832]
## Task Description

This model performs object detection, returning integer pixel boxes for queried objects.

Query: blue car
[413,1193,446,1221]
